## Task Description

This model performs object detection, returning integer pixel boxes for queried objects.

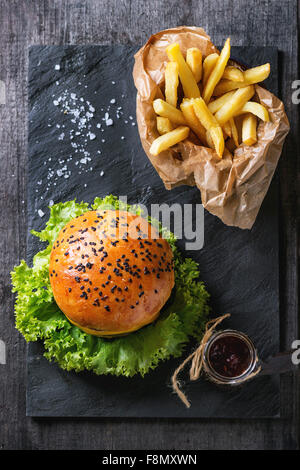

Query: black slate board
[27,45,280,418]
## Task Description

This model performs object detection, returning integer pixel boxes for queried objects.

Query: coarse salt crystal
[38,209,44,217]
[55,64,60,70]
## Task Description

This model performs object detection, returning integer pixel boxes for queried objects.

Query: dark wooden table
[0,0,298,450]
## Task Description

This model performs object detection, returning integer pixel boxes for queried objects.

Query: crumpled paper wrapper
[133,26,290,229]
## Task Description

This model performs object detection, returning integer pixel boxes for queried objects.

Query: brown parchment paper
[133,27,290,229]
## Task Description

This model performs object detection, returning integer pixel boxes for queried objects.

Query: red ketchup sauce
[208,335,251,378]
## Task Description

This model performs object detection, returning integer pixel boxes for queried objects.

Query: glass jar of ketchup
[203,329,259,385]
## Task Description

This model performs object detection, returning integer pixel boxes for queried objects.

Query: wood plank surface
[0,0,298,449]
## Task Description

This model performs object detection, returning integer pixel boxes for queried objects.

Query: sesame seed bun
[49,209,174,337]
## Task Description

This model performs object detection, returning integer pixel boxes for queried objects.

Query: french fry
[234,101,269,121]
[242,113,257,146]
[203,38,231,103]
[165,62,179,108]
[203,53,219,86]
[150,126,190,156]
[207,91,235,114]
[192,97,220,130]
[223,121,232,138]
[222,66,244,82]
[186,48,202,82]
[153,98,186,125]
[180,99,207,145]
[166,43,200,98]
[229,117,239,147]
[209,126,224,158]
[214,85,255,126]
[214,63,270,95]
[206,129,214,149]
[156,117,173,135]
[192,98,224,157]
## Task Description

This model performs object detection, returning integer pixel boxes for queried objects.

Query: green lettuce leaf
[11,196,210,377]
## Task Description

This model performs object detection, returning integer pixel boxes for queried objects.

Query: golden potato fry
[203,38,231,103]
[186,48,202,82]
[234,101,269,121]
[223,121,232,138]
[192,97,220,129]
[166,43,200,98]
[165,62,179,108]
[229,117,239,147]
[150,126,190,156]
[180,99,207,145]
[203,53,219,86]
[156,117,174,135]
[207,91,235,114]
[214,85,255,126]
[206,129,214,149]
[214,63,270,95]
[209,126,225,158]
[242,113,257,146]
[222,66,244,82]
[192,98,224,157]
[153,98,186,125]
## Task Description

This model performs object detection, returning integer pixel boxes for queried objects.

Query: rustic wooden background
[0,0,298,450]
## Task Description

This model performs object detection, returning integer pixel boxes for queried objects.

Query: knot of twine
[171,313,260,408]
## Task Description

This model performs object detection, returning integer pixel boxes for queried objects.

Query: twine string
[172,313,247,408]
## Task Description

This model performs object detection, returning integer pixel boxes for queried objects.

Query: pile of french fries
[150,38,270,158]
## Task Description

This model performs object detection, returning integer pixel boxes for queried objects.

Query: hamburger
[12,195,209,377]
[49,209,175,337]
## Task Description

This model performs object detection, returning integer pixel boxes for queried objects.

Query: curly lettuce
[11,195,210,377]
